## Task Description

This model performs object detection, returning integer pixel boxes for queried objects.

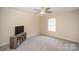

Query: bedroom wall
[40,10,79,43]
[0,9,2,45]
[0,8,41,45]
[78,13,79,40]
[0,7,79,46]
[0,8,3,45]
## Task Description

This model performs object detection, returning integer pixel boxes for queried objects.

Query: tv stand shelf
[10,32,26,49]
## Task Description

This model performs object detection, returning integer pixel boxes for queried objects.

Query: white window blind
[48,18,56,32]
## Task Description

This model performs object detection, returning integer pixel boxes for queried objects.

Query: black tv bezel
[15,26,24,35]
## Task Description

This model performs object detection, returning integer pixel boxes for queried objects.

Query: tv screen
[15,26,24,35]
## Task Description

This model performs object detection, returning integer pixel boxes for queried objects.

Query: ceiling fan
[34,7,52,15]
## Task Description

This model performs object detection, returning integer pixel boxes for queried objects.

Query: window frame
[48,17,56,32]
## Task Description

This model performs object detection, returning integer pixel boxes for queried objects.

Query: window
[48,18,56,32]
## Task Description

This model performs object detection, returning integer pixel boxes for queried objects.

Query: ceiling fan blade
[46,8,50,10]
[34,9,41,11]
[34,12,40,14]
[46,11,52,13]
[41,7,45,11]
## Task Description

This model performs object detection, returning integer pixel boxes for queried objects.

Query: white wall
[40,10,79,43]
[0,9,1,44]
[0,8,41,45]
[0,7,79,46]
[0,8,3,45]
[78,13,79,40]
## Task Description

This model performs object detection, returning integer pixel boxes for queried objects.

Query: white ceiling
[12,7,79,14]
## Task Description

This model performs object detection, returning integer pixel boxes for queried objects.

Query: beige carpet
[4,35,79,51]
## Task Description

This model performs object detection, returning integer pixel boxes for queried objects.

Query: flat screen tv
[15,26,24,35]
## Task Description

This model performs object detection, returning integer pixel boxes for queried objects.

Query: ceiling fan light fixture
[40,11,45,15]
[34,7,52,15]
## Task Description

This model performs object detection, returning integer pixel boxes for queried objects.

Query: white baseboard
[40,34,78,44]
[0,34,40,47]
[0,43,9,47]
[27,34,40,39]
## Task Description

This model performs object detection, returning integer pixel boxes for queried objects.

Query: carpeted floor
[2,35,79,51]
